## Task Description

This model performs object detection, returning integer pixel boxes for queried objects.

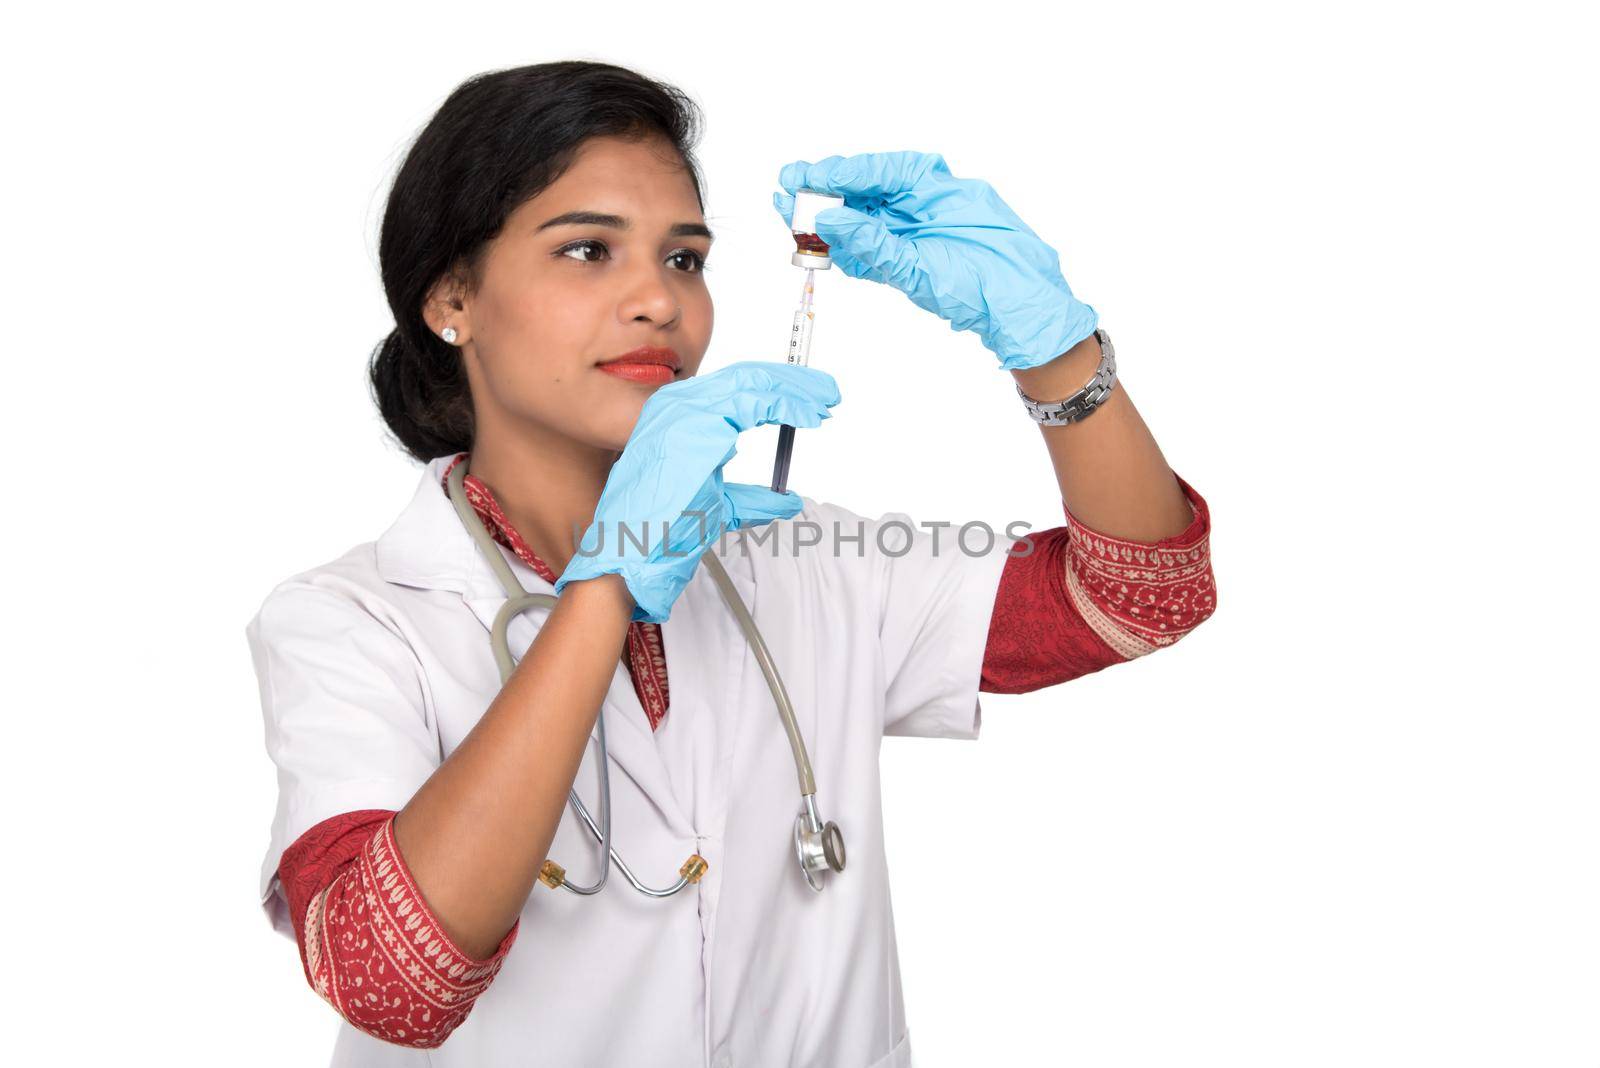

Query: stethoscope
[446,457,846,895]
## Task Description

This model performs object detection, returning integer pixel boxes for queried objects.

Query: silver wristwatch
[1015,328,1118,425]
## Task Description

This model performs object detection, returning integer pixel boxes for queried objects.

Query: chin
[583,373,677,443]
[593,411,646,453]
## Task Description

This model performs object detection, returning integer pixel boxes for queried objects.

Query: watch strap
[1015,328,1118,425]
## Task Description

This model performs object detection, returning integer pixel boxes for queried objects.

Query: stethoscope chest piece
[794,794,847,892]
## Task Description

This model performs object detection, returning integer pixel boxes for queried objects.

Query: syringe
[770,268,816,494]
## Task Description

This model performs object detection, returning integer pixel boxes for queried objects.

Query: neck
[465,416,619,578]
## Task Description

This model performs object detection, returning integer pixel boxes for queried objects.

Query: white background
[4,2,1595,1064]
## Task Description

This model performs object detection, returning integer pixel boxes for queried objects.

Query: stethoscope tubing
[446,456,840,896]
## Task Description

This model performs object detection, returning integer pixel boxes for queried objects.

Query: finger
[662,362,840,435]
[772,190,794,227]
[743,390,832,433]
[720,361,842,413]
[777,151,951,199]
[722,483,803,530]
[811,205,919,289]
[716,387,832,438]
[760,361,842,409]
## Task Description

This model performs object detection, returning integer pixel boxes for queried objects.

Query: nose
[618,262,682,328]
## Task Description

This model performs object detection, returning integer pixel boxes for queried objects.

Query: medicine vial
[790,189,844,269]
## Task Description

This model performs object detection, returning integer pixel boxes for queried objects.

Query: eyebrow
[535,210,714,242]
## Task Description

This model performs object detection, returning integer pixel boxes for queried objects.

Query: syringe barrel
[787,307,814,367]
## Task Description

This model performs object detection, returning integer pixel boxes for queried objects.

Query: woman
[249,60,1216,1067]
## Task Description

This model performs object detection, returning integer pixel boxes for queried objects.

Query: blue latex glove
[773,151,1098,371]
[555,360,841,623]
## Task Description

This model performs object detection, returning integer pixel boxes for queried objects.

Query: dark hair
[368,61,707,463]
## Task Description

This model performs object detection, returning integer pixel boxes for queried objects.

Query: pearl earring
[441,326,458,344]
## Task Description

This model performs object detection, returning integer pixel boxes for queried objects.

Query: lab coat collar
[374,454,757,840]
[374,454,491,595]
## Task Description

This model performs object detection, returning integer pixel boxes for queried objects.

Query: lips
[596,346,682,385]
[598,346,682,371]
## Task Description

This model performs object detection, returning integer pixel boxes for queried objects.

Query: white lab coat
[250,454,1014,1068]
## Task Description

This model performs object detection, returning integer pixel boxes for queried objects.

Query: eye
[669,248,710,273]
[557,239,609,263]
[554,240,709,273]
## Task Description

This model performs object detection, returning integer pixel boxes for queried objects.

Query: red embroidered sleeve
[980,472,1215,693]
[278,810,520,1049]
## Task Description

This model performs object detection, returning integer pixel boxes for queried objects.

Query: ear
[421,263,473,345]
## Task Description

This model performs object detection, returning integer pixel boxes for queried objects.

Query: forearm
[392,573,635,960]
[1011,331,1194,542]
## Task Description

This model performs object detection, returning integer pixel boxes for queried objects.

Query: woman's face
[429,134,714,453]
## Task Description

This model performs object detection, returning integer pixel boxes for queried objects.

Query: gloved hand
[555,360,841,623]
[773,151,1098,372]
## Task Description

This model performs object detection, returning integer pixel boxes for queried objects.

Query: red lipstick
[597,345,682,384]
